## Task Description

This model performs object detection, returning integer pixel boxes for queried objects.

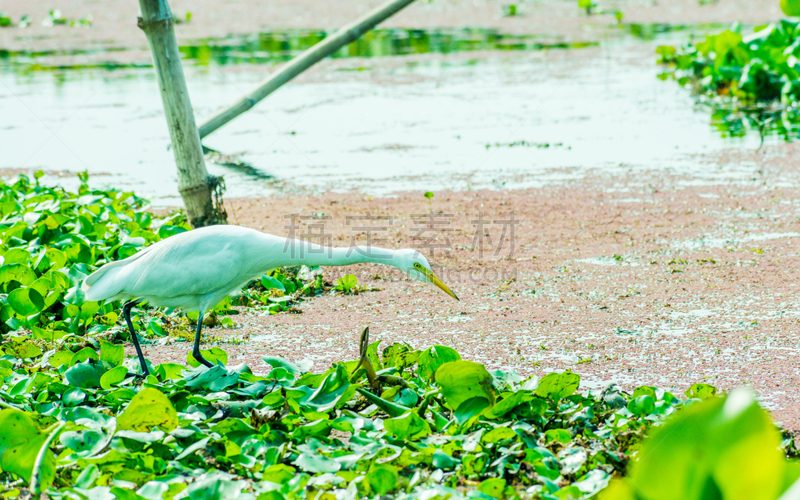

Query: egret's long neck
[273,238,399,269]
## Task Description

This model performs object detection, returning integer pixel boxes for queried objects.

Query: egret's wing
[121,234,250,301]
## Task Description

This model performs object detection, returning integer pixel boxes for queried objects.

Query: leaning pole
[198,0,418,139]
[137,0,224,227]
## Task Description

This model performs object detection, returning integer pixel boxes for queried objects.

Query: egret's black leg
[192,311,213,368]
[122,300,149,376]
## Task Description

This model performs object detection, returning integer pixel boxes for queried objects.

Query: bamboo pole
[138,0,224,227]
[198,0,417,139]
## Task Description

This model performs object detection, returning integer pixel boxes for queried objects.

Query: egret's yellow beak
[420,268,459,301]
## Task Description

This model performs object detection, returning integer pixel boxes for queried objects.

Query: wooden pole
[137,0,224,227]
[198,0,417,139]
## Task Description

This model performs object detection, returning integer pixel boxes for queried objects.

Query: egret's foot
[192,350,214,368]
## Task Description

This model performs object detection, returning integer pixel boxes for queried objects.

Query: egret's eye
[414,263,422,269]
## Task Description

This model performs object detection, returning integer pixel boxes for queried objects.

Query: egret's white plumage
[83,225,458,374]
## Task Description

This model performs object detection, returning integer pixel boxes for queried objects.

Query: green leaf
[187,347,228,367]
[100,366,128,389]
[486,390,535,418]
[544,428,572,444]
[155,363,186,380]
[685,383,717,399]
[384,411,431,440]
[455,396,492,425]
[335,274,357,292]
[65,360,104,389]
[100,341,124,367]
[263,355,312,377]
[0,409,56,490]
[628,395,656,416]
[478,478,506,498]
[71,347,99,365]
[357,388,410,417]
[625,388,784,500]
[432,449,459,469]
[0,264,36,286]
[483,426,517,443]
[261,275,286,291]
[8,287,44,316]
[535,371,580,400]
[302,364,355,412]
[417,345,461,381]
[117,387,178,432]
[4,341,42,359]
[3,249,31,266]
[294,452,341,473]
[366,464,399,495]
[435,360,496,410]
[424,191,434,199]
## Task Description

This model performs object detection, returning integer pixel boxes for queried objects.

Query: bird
[82,225,459,376]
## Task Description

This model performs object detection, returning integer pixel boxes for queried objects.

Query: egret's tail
[82,260,129,301]
[82,248,150,301]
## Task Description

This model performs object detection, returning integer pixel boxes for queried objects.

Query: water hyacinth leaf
[65,360,104,389]
[366,464,399,495]
[0,409,56,490]
[417,345,461,381]
[455,396,492,425]
[435,360,496,410]
[100,341,124,367]
[356,388,410,417]
[685,383,717,400]
[4,341,42,359]
[544,428,572,445]
[602,388,784,500]
[3,249,31,266]
[486,390,535,419]
[179,475,247,500]
[60,427,107,456]
[261,464,296,484]
[155,363,186,380]
[303,364,355,412]
[432,449,459,469]
[72,347,99,365]
[628,395,656,416]
[8,287,44,316]
[187,347,227,368]
[295,452,341,473]
[100,366,128,389]
[384,411,431,440]
[117,387,178,432]
[263,355,312,377]
[0,360,12,378]
[335,274,358,292]
[478,478,506,498]
[0,264,36,286]
[535,371,580,400]
[483,426,517,444]
[261,275,286,291]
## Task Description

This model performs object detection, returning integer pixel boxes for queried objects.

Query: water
[0,26,770,205]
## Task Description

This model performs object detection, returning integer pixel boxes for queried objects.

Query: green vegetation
[1,174,797,499]
[1,327,693,499]
[0,172,191,343]
[658,21,800,140]
[601,388,800,500]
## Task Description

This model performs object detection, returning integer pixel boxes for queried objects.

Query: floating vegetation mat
[658,20,800,141]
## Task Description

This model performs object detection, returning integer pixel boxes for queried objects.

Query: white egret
[82,225,458,375]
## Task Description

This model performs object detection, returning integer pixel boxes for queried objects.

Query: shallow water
[0,26,771,205]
